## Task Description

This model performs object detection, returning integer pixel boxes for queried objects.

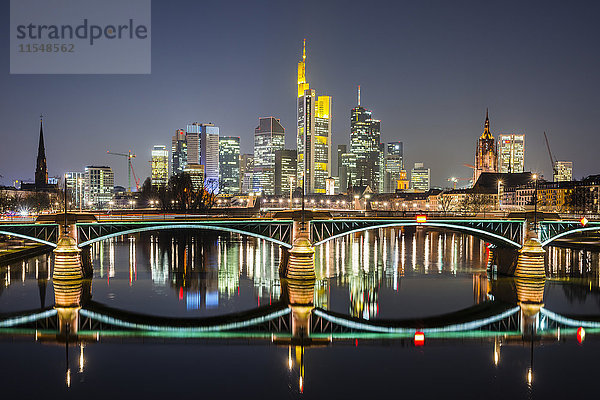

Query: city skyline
[1,0,599,188]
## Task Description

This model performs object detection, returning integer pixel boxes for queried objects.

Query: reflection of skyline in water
[2,230,600,315]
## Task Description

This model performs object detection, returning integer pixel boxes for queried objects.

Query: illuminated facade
[219,137,240,194]
[84,166,114,208]
[296,39,332,194]
[474,110,498,183]
[183,163,205,191]
[274,149,297,196]
[66,172,84,209]
[411,162,430,192]
[171,129,187,176]
[384,142,404,193]
[151,145,169,189]
[240,154,254,193]
[498,133,525,174]
[554,161,573,182]
[187,122,220,190]
[350,87,383,192]
[254,117,285,195]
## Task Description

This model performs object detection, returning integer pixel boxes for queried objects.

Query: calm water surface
[1,228,599,399]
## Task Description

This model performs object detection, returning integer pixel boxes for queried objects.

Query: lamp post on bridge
[532,174,538,233]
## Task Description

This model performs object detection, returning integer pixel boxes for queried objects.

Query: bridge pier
[279,222,315,280]
[53,232,83,281]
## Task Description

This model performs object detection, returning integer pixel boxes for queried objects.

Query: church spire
[481,108,492,139]
[35,115,48,188]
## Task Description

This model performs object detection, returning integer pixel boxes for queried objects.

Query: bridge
[1,216,596,250]
[1,214,598,280]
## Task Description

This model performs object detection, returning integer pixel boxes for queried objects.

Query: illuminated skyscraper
[296,39,332,194]
[274,149,297,196]
[498,133,525,174]
[411,162,430,192]
[151,145,169,189]
[240,154,254,193]
[554,161,573,182]
[384,142,404,193]
[171,129,187,176]
[187,122,220,190]
[474,110,498,183]
[253,117,285,195]
[350,86,382,192]
[219,136,240,194]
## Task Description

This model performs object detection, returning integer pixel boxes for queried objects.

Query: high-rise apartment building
[151,145,169,189]
[275,149,297,196]
[84,166,114,208]
[350,87,382,192]
[187,123,220,190]
[254,117,285,195]
[411,162,430,192]
[554,161,573,182]
[219,137,240,194]
[474,110,498,183]
[498,133,525,174]
[171,129,187,176]
[296,40,332,194]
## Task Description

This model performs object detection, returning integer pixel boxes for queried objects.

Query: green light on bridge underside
[79,308,291,332]
[78,330,286,340]
[312,307,521,333]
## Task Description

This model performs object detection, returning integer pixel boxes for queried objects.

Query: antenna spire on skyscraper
[303,38,306,61]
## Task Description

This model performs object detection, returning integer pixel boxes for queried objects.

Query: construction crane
[543,131,558,179]
[107,150,140,192]
[448,176,471,189]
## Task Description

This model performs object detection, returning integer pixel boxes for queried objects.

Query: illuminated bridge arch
[310,219,524,248]
[540,221,600,247]
[0,224,59,247]
[76,221,294,248]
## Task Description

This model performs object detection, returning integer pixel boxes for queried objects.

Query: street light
[532,174,538,232]
[497,180,503,211]
[289,176,295,209]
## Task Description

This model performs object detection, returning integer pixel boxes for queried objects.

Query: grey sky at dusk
[1,0,598,188]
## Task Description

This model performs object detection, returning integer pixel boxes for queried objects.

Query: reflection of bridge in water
[2,254,600,391]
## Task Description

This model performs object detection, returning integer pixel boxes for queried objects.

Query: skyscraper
[254,117,285,195]
[187,122,220,190]
[554,161,573,182]
[151,145,169,189]
[84,166,114,208]
[240,154,254,194]
[498,133,525,174]
[171,129,187,176]
[219,136,240,194]
[296,39,332,194]
[35,116,48,189]
[411,162,430,192]
[474,109,498,183]
[350,87,382,192]
[275,149,297,196]
[384,141,404,193]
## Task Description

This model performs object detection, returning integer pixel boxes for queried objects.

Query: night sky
[1,0,599,188]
